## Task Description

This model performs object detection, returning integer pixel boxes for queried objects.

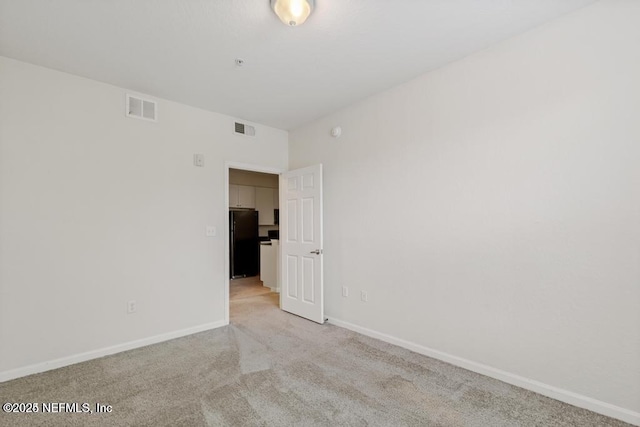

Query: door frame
[224,161,285,325]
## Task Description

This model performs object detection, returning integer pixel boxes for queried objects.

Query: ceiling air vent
[234,121,255,136]
[126,94,157,122]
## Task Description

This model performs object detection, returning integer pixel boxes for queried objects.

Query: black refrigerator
[229,210,259,278]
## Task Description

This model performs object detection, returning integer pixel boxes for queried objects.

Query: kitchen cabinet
[229,184,255,209]
[256,187,277,225]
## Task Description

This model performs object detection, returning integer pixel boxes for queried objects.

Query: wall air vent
[234,121,255,136]
[126,94,157,122]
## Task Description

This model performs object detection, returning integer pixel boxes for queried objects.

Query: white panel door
[280,164,324,324]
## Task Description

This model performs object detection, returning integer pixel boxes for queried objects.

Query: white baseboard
[327,317,640,426]
[0,320,228,383]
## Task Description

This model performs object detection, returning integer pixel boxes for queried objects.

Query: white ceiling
[0,0,598,130]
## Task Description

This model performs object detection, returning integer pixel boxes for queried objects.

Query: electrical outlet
[206,226,217,237]
[361,291,368,302]
[127,300,137,314]
[342,286,349,297]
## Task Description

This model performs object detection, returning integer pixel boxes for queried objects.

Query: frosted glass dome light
[271,0,314,27]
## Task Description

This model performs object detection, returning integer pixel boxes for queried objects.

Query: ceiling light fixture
[270,0,314,27]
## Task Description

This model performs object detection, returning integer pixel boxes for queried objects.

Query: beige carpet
[0,279,631,426]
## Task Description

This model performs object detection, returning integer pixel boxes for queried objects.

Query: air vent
[234,121,255,136]
[126,94,157,122]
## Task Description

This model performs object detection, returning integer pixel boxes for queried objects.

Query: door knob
[309,249,323,255]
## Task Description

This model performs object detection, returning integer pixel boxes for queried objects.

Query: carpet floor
[0,278,631,426]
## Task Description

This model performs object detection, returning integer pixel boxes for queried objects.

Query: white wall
[0,56,288,377]
[290,0,639,422]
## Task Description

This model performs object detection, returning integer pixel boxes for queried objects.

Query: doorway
[225,162,283,324]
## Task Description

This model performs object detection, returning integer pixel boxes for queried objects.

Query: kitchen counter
[259,239,279,291]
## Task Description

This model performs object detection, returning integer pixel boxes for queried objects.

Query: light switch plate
[127,300,137,314]
[194,154,204,167]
